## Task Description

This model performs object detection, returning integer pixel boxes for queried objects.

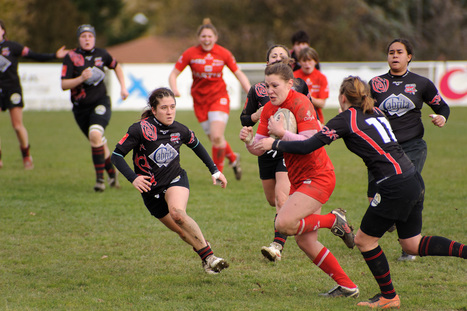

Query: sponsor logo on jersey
[69,50,85,67]
[220,98,228,105]
[141,120,157,141]
[149,143,178,167]
[170,133,181,143]
[392,81,403,86]
[255,83,268,98]
[303,179,311,184]
[404,84,417,95]
[94,57,103,67]
[430,94,442,105]
[370,77,389,93]
[322,126,339,141]
[1,47,11,56]
[160,129,169,134]
[190,58,206,64]
[379,93,415,116]
[370,193,381,207]
[303,110,315,122]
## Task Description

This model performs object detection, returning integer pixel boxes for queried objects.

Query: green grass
[1,107,466,311]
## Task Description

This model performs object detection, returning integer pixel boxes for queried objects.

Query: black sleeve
[111,151,139,183]
[187,137,219,174]
[24,50,56,62]
[240,83,269,127]
[272,135,326,155]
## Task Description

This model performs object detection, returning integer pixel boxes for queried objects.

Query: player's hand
[55,45,69,58]
[254,137,275,151]
[132,175,152,193]
[268,115,285,138]
[81,67,93,82]
[251,106,263,123]
[121,88,129,100]
[211,172,227,188]
[239,126,254,144]
[429,114,446,128]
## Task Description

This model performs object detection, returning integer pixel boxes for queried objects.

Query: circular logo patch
[370,193,381,207]
[95,105,106,115]
[10,93,21,105]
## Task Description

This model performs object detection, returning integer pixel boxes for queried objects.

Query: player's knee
[170,208,186,225]
[274,217,293,235]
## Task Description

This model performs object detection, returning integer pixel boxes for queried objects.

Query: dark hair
[265,62,294,82]
[387,38,414,64]
[266,44,291,62]
[0,20,7,39]
[291,30,309,45]
[141,87,175,119]
[197,18,218,37]
[298,47,321,70]
[339,76,374,114]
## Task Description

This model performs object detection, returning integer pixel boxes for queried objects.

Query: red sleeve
[256,103,274,136]
[174,47,192,72]
[223,47,239,73]
[317,72,329,99]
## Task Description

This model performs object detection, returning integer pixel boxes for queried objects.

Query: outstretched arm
[255,135,326,155]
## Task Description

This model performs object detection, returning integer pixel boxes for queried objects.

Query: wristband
[212,171,221,179]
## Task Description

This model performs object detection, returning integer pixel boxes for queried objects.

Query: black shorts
[141,170,190,219]
[0,88,24,111]
[258,150,287,180]
[72,96,111,137]
[367,138,427,197]
[360,170,424,239]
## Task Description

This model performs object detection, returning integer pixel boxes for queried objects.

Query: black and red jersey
[316,107,413,182]
[369,70,450,144]
[0,40,55,89]
[61,47,117,106]
[113,116,217,194]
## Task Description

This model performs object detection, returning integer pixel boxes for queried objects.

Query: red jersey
[257,90,334,188]
[294,69,329,123]
[175,44,239,106]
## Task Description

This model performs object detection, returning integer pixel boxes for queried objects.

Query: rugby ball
[270,108,297,139]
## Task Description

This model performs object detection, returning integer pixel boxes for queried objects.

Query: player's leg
[9,106,33,169]
[208,112,228,173]
[355,211,400,308]
[165,184,229,273]
[296,229,359,297]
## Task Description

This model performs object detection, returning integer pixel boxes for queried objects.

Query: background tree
[2,0,466,62]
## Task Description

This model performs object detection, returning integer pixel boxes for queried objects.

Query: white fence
[19,61,467,111]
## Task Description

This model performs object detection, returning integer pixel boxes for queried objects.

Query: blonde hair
[196,18,218,37]
[339,76,374,114]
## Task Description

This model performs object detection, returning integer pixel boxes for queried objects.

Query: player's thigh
[278,191,322,225]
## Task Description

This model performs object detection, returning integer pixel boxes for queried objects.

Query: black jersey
[316,107,413,182]
[0,40,55,89]
[114,116,217,193]
[61,47,117,107]
[369,70,450,144]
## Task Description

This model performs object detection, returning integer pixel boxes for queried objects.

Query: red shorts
[290,169,335,204]
[193,96,230,123]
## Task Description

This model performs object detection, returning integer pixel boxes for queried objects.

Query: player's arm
[256,135,325,155]
[168,68,182,97]
[61,67,92,90]
[233,69,251,93]
[187,135,227,188]
[114,63,129,100]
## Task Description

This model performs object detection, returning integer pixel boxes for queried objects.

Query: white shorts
[200,111,229,135]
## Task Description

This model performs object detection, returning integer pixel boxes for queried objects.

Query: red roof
[106,35,195,64]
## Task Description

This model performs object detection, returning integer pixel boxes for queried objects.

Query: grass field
[1,107,466,311]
